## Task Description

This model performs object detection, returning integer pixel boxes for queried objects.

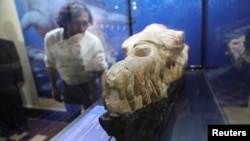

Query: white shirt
[44,28,108,85]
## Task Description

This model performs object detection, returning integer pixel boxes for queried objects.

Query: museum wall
[0,0,39,108]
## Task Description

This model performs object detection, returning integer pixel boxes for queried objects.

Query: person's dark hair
[244,28,250,50]
[245,28,250,41]
[56,2,93,29]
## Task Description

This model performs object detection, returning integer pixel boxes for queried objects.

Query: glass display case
[0,0,249,140]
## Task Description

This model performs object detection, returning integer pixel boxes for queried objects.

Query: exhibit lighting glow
[115,5,119,9]
[133,5,137,10]
[132,2,136,5]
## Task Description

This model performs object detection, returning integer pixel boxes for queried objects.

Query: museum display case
[0,0,250,140]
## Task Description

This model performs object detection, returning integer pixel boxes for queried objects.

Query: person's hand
[17,81,24,88]
[52,88,63,102]
[102,91,105,97]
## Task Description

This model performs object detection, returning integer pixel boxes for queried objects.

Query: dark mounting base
[99,78,184,141]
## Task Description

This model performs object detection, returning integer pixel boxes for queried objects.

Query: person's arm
[92,37,108,95]
[44,31,62,102]
[47,66,62,102]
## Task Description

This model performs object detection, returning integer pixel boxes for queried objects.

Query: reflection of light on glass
[133,5,137,10]
[114,5,119,9]
[132,1,137,10]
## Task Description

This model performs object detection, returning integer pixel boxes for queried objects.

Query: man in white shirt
[44,2,108,114]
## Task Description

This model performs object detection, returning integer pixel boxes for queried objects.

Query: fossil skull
[103,23,189,116]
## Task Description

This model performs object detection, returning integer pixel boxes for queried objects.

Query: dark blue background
[205,0,250,67]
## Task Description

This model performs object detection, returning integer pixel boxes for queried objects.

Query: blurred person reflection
[242,28,250,79]
[44,2,108,121]
[0,39,26,133]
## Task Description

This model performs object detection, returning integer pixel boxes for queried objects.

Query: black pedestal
[99,78,184,141]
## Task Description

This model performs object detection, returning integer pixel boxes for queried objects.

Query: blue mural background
[205,0,250,67]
